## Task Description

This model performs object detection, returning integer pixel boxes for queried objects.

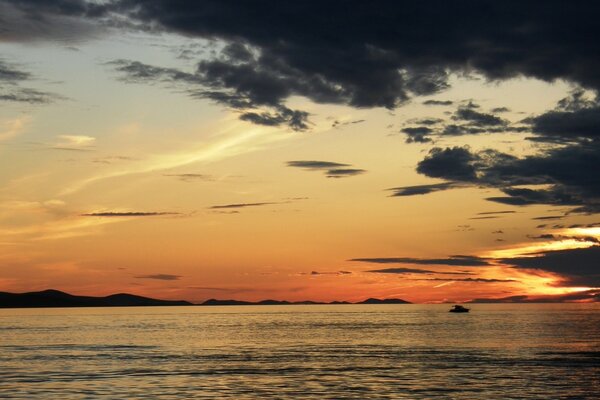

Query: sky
[0,0,599,303]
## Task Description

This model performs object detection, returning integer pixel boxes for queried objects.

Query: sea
[1,304,599,399]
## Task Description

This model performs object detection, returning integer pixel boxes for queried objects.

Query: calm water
[1,304,599,399]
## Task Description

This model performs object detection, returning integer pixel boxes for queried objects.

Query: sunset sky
[1,0,599,303]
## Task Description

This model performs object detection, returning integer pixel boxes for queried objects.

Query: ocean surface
[1,304,599,399]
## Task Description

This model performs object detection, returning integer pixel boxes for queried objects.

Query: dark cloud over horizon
[501,245,600,287]
[350,255,491,267]
[469,289,600,303]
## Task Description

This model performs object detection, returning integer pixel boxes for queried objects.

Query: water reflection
[1,304,598,398]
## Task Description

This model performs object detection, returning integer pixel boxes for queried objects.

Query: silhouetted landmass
[357,297,412,304]
[0,289,191,308]
[0,290,410,308]
[201,298,407,306]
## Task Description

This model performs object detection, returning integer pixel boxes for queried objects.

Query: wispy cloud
[59,120,288,196]
[286,160,366,178]
[81,211,181,217]
[135,274,182,281]
[350,255,491,266]
[209,202,279,210]
[163,173,214,182]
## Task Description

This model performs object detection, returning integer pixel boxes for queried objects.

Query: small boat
[449,305,470,313]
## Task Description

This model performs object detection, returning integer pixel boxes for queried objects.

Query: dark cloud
[528,91,600,143]
[239,107,309,130]
[410,143,600,213]
[286,160,349,170]
[411,118,444,126]
[469,216,499,220]
[209,202,280,209]
[415,277,518,283]
[325,168,366,178]
[532,215,563,220]
[0,0,106,42]
[526,234,599,244]
[350,255,491,267]
[453,107,507,126]
[401,126,433,143]
[501,245,600,287]
[81,211,180,217]
[469,290,600,303]
[388,182,458,196]
[477,211,516,215]
[491,107,510,113]
[416,146,480,181]
[287,160,366,178]
[388,182,462,197]
[423,100,453,106]
[0,60,56,103]
[63,1,597,131]
[399,103,523,142]
[135,274,181,281]
[331,119,366,128]
[367,268,436,274]
[305,270,352,276]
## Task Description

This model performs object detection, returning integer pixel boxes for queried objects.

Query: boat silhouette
[449,305,470,313]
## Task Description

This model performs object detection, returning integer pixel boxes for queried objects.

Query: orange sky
[1,3,599,303]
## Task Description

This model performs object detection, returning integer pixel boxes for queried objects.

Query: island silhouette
[0,289,410,308]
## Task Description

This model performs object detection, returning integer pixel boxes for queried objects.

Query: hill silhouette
[0,290,411,308]
[0,289,191,308]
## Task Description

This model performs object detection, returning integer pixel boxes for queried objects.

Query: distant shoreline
[0,289,411,309]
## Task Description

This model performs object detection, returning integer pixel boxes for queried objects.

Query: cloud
[453,106,507,126]
[415,277,518,283]
[286,160,350,169]
[469,290,600,303]
[477,211,516,215]
[409,142,600,213]
[0,0,106,42]
[135,274,181,281]
[8,1,600,116]
[367,268,436,274]
[423,100,453,106]
[501,245,600,287]
[81,211,181,217]
[109,57,311,130]
[529,91,600,143]
[401,126,433,143]
[350,255,491,266]
[388,182,462,197]
[304,270,352,276]
[400,104,529,143]
[325,168,366,178]
[0,60,57,103]
[52,135,96,151]
[57,135,95,146]
[164,173,214,182]
[209,202,279,209]
[287,160,366,178]
[69,1,597,132]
